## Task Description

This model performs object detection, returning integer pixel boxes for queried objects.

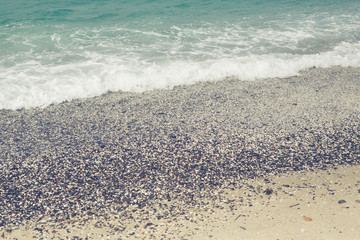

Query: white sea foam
[1,41,360,110]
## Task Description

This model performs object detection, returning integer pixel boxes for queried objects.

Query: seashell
[303,216,312,221]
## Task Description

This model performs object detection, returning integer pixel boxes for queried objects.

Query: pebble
[264,188,273,195]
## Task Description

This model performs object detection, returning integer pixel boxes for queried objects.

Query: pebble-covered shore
[0,66,359,235]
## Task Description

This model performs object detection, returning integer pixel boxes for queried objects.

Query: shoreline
[0,66,359,238]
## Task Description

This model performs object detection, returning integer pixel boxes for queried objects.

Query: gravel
[0,66,359,228]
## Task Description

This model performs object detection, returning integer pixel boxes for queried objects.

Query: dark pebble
[145,222,153,228]
[264,188,273,195]
[338,200,346,204]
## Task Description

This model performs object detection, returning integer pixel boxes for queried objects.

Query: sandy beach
[2,165,360,239]
[0,66,359,239]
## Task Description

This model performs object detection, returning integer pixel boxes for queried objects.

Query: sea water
[1,0,360,110]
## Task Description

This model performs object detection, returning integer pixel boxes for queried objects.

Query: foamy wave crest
[1,41,360,110]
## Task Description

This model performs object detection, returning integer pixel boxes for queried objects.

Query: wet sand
[0,66,359,239]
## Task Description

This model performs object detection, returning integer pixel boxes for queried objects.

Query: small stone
[264,188,273,195]
[145,222,153,228]
[338,200,346,204]
[355,200,360,203]
[263,179,270,183]
[34,228,43,233]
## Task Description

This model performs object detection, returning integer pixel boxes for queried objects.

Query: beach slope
[0,66,359,239]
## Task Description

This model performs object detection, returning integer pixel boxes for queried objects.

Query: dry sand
[186,165,360,240]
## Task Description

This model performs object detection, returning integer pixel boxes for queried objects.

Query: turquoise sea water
[1,0,360,109]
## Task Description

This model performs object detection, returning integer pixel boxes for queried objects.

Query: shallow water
[1,0,360,109]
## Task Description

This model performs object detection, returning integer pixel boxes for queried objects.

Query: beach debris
[355,200,360,203]
[338,200,346,204]
[289,203,300,208]
[303,216,312,222]
[234,214,247,221]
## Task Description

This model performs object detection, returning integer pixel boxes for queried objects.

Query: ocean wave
[1,41,360,110]
[1,0,360,110]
